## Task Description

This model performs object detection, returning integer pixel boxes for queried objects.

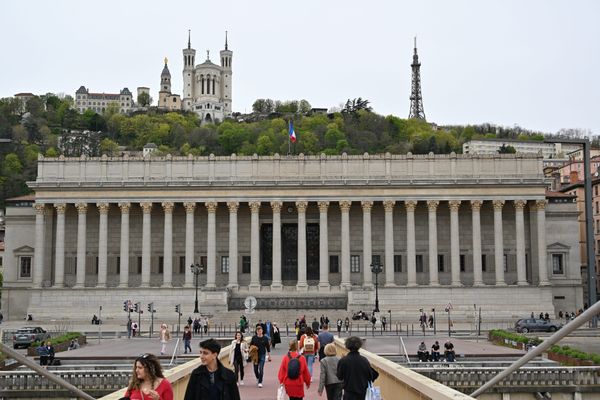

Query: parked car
[12,327,51,349]
[515,318,562,334]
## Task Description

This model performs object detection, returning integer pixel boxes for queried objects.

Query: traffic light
[123,301,128,312]
[175,304,180,313]
[147,303,152,312]
[133,303,139,313]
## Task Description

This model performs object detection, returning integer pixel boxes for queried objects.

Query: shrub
[31,332,82,348]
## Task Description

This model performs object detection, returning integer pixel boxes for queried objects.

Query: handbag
[277,385,286,400]
[365,381,381,400]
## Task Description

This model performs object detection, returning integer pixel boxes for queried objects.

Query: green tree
[99,138,120,156]
[3,153,23,175]
[498,144,517,154]
[137,92,152,107]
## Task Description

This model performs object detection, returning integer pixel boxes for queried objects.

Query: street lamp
[371,262,383,313]
[432,308,436,335]
[190,262,204,314]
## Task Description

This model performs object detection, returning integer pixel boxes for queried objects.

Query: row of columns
[32,199,550,289]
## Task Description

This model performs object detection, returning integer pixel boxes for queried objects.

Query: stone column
[471,200,484,286]
[162,202,174,287]
[97,202,109,287]
[249,201,261,290]
[493,200,506,286]
[53,203,67,287]
[206,202,218,288]
[515,200,528,285]
[406,201,417,286]
[296,201,308,290]
[118,202,130,288]
[361,201,373,287]
[183,202,196,288]
[536,200,550,286]
[141,202,152,287]
[383,200,396,287]
[449,200,462,286]
[33,203,46,288]
[228,201,240,289]
[318,201,330,290]
[271,201,283,290]
[74,203,88,288]
[340,200,352,288]
[427,200,439,286]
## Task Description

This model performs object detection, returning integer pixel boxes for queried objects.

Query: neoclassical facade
[1,153,583,320]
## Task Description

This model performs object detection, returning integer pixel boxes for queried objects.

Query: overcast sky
[1,0,598,134]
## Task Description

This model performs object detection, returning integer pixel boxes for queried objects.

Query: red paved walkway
[237,342,321,400]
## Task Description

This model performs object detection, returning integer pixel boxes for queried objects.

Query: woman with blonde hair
[318,343,343,400]
[159,324,171,355]
[124,353,173,399]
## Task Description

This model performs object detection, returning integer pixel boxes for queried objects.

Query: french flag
[288,121,297,143]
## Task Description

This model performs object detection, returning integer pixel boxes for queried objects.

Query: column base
[205,283,216,289]
[451,282,463,287]
[429,282,440,287]
[473,282,485,287]
[517,281,529,286]
[495,282,508,286]
[161,283,173,288]
[384,283,398,288]
[54,283,64,288]
[340,282,351,290]
[363,283,374,289]
[407,283,418,287]
[184,282,194,288]
[270,282,283,291]
[318,283,331,291]
[296,283,308,291]
[539,281,551,287]
[73,284,85,289]
[249,283,261,291]
[118,283,129,288]
[227,283,239,290]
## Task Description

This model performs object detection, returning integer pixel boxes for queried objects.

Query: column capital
[33,203,46,214]
[317,201,330,213]
[339,200,352,212]
[296,201,308,213]
[270,201,283,213]
[449,200,461,212]
[183,201,196,213]
[383,199,396,212]
[535,200,547,211]
[118,202,131,213]
[97,202,110,214]
[140,202,153,214]
[361,201,373,211]
[470,200,483,211]
[162,201,175,213]
[227,201,240,213]
[54,203,67,214]
[514,200,527,211]
[426,200,439,212]
[405,200,417,212]
[249,201,261,213]
[205,201,218,213]
[492,200,505,211]
[75,202,88,214]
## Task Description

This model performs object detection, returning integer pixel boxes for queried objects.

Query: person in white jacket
[229,331,249,385]
[159,324,171,355]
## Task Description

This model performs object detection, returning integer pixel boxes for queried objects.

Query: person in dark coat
[272,323,282,349]
[184,338,240,400]
[337,336,379,400]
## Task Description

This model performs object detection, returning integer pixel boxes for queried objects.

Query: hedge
[31,332,82,348]
[489,329,542,346]
[550,344,600,364]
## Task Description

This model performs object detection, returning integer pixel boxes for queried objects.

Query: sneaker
[239,380,244,386]
[258,383,263,388]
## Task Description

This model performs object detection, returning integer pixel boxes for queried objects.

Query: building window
[394,255,402,272]
[19,256,32,278]
[0,255,3,267]
[503,254,508,272]
[242,256,251,274]
[221,256,229,273]
[416,255,424,273]
[482,254,487,272]
[329,255,339,273]
[438,255,444,272]
[460,254,466,272]
[595,186,598,196]
[180,256,186,273]
[137,256,142,274]
[552,254,564,275]
[116,256,120,274]
[350,255,360,273]
[95,257,99,274]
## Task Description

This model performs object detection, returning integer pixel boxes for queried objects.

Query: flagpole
[288,120,292,156]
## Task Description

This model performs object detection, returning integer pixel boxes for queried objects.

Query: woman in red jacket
[278,340,311,400]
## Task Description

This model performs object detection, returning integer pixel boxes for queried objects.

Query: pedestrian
[336,318,343,335]
[265,320,273,341]
[183,326,193,354]
[428,314,434,328]
[336,336,379,400]
[124,353,173,400]
[239,315,246,333]
[444,340,455,362]
[184,339,240,400]
[344,317,350,333]
[381,316,387,331]
[45,341,56,366]
[0,311,3,324]
[250,325,271,387]
[278,339,311,400]
[193,318,200,334]
[272,323,281,349]
[132,321,139,337]
[202,317,209,335]
[127,318,133,339]
[312,317,320,334]
[417,341,429,362]
[299,326,319,378]
[318,343,343,400]
[228,331,248,385]
[431,341,440,362]
[317,324,334,361]
[159,323,171,355]
[187,316,193,326]
[37,341,49,367]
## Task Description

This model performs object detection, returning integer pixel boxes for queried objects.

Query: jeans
[304,354,315,376]
[253,354,266,383]
[184,339,192,353]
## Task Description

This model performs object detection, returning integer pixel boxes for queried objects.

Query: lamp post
[432,308,436,335]
[190,262,204,314]
[371,262,383,313]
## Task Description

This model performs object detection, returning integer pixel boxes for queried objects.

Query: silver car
[515,318,561,334]
[12,327,51,349]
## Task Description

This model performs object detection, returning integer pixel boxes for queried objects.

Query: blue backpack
[287,352,302,379]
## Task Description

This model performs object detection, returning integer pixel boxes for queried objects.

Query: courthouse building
[1,153,584,320]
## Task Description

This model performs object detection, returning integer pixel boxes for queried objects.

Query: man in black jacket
[184,338,240,400]
[337,336,379,400]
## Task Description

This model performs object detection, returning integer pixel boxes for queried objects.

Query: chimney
[570,170,579,184]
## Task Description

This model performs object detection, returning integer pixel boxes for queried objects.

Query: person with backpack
[278,339,311,400]
[299,326,319,378]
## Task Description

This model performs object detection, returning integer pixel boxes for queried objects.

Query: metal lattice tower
[408,37,426,120]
